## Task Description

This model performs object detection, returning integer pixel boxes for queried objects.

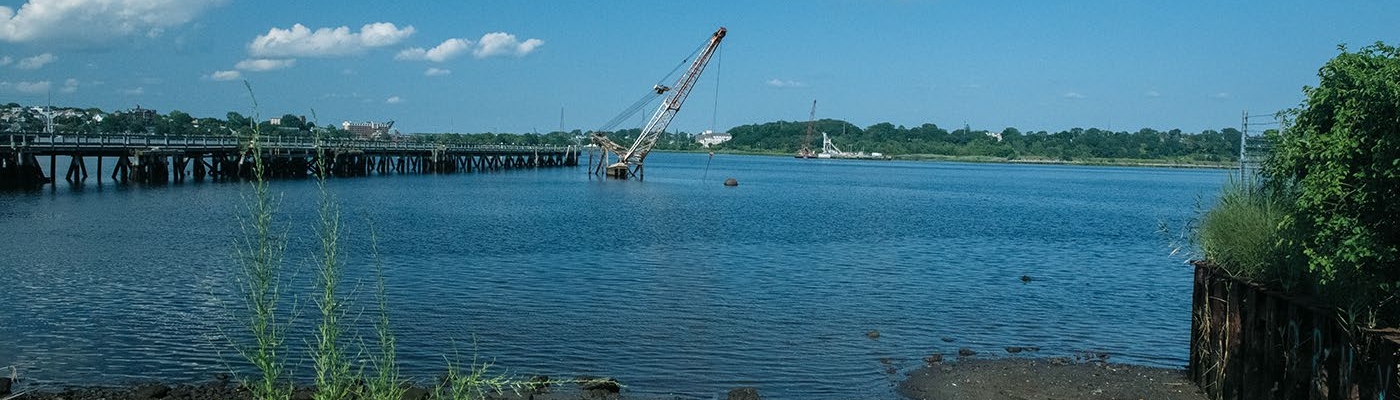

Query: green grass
[1195,177,1303,288]
[435,347,517,400]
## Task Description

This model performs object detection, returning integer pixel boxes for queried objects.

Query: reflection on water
[0,153,1227,399]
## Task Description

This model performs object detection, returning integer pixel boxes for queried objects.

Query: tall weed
[1196,176,1303,289]
[231,81,293,400]
[310,134,357,400]
[363,223,406,400]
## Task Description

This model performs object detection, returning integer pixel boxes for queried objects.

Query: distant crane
[590,27,727,180]
[796,100,817,158]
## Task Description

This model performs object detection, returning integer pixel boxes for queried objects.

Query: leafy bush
[1264,42,1400,323]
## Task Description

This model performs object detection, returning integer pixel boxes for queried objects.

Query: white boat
[819,132,889,160]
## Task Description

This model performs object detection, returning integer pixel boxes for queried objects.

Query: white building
[342,120,396,139]
[694,130,732,147]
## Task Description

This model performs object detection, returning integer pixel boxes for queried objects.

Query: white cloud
[209,70,242,81]
[1063,92,1086,99]
[16,52,55,69]
[60,77,78,93]
[120,87,144,96]
[0,0,221,44]
[766,78,808,88]
[15,80,50,94]
[473,32,542,58]
[385,96,403,104]
[396,38,471,62]
[248,22,415,58]
[1145,90,1161,98]
[0,56,11,66]
[1211,92,1231,99]
[424,67,451,77]
[235,58,296,72]
[399,32,541,61]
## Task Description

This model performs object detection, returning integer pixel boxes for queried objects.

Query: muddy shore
[899,358,1207,400]
[0,374,642,400]
[3,358,1207,400]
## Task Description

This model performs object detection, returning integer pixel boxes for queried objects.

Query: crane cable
[702,45,723,181]
[597,91,662,133]
[595,40,709,134]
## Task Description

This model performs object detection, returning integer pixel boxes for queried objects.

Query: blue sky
[1,1,1396,134]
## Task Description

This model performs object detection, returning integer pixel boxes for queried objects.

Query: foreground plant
[232,82,293,400]
[435,352,517,400]
[432,343,608,400]
[310,138,357,400]
[363,224,407,400]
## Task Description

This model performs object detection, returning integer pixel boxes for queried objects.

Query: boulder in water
[728,387,762,400]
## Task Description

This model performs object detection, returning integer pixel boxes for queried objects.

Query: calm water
[0,152,1227,399]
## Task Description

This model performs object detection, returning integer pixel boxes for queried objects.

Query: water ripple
[0,154,1226,398]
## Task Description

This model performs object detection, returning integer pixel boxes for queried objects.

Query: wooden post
[65,156,77,183]
[193,154,205,182]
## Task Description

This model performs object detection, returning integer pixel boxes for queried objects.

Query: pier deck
[1,133,579,187]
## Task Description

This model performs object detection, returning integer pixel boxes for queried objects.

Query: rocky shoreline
[0,374,640,400]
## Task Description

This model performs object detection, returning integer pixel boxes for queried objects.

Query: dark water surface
[0,153,1227,399]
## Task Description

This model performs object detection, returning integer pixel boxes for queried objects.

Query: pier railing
[2,133,579,186]
[4,133,572,155]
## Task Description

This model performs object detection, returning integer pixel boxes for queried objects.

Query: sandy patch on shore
[899,358,1207,400]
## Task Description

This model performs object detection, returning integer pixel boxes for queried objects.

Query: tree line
[4,101,1248,162]
[1,103,355,138]
[720,119,1249,162]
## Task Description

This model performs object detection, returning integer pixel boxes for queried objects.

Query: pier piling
[2,133,579,188]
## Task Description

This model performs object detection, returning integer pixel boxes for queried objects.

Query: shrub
[1264,42,1400,324]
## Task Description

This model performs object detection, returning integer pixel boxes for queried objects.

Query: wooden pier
[1,133,579,187]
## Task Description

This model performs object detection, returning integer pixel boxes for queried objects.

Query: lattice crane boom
[591,27,726,179]
[798,100,816,158]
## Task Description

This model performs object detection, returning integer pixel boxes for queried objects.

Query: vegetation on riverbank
[1194,42,1400,326]
[10,99,1248,168]
[225,84,612,400]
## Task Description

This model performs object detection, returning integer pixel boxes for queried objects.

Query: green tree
[227,112,251,129]
[1265,42,1400,321]
[279,114,305,130]
[160,110,195,135]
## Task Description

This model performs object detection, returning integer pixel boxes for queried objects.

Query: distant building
[342,120,396,139]
[987,130,1004,142]
[269,115,306,127]
[695,130,732,147]
[125,106,157,125]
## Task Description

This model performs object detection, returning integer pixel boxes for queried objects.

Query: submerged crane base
[605,162,641,180]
